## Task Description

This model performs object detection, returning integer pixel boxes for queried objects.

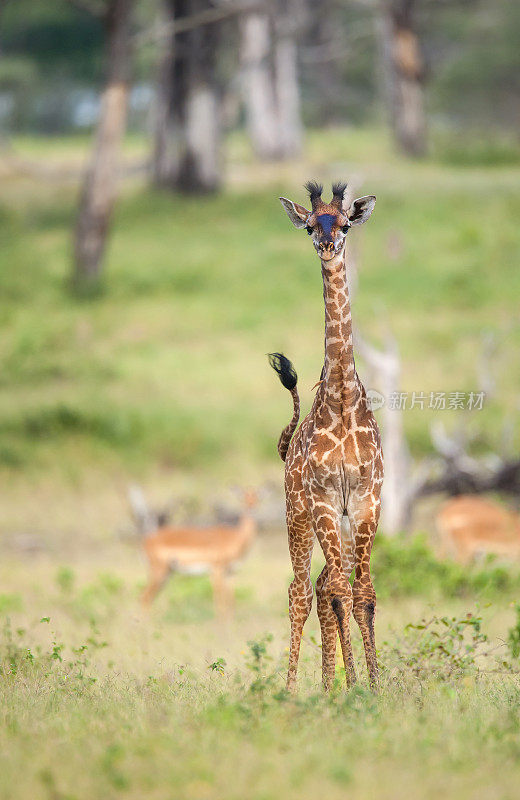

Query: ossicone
[331,181,348,210]
[304,180,323,210]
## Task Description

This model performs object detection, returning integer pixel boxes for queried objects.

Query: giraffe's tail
[268,353,300,462]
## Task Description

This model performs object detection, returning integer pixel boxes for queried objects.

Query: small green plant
[0,619,33,677]
[208,657,227,676]
[0,616,107,689]
[507,603,520,659]
[244,634,278,694]
[381,611,492,680]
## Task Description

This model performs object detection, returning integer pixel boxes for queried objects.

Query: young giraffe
[269,181,383,692]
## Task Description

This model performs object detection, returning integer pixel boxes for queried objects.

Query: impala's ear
[347,195,376,226]
[279,197,310,229]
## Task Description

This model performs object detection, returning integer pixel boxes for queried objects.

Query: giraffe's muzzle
[318,240,338,260]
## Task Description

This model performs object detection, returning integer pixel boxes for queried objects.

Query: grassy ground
[1,128,520,799]
[2,533,520,800]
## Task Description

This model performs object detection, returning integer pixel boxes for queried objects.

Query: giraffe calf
[269,180,383,692]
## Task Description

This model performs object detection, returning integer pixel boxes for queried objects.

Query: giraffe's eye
[306,225,313,235]
[342,225,350,234]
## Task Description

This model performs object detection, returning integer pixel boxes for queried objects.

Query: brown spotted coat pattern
[274,186,383,692]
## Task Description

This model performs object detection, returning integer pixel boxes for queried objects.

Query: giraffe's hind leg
[285,469,315,692]
[315,517,355,691]
[348,488,381,692]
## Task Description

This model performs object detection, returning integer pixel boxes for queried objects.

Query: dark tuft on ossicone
[304,180,323,205]
[331,181,348,207]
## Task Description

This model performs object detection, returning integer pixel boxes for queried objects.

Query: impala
[436,494,520,564]
[138,489,258,617]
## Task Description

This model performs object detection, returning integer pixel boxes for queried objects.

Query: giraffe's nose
[319,240,334,255]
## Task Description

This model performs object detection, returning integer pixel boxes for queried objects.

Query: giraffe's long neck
[321,249,359,411]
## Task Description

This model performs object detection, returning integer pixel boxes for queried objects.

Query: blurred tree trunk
[152,0,222,193]
[309,0,342,127]
[274,4,302,156]
[240,0,302,160]
[73,0,133,293]
[240,11,280,159]
[175,0,221,192]
[151,2,175,186]
[378,0,426,157]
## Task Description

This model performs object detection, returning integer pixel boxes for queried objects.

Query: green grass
[1,534,520,800]
[0,127,519,489]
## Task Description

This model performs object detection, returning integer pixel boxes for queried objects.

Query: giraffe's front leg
[348,490,381,692]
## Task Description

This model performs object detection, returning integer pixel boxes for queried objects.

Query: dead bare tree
[420,421,520,502]
[419,329,519,502]
[349,229,517,531]
[72,0,134,293]
[356,331,520,532]
[356,331,416,535]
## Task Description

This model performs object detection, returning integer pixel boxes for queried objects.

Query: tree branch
[135,0,262,46]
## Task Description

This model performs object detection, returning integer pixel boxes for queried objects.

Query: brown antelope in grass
[436,495,520,564]
[130,488,258,617]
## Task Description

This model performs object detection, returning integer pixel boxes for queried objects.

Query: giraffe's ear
[347,195,376,226]
[279,197,310,229]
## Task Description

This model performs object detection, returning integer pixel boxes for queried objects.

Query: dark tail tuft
[268,353,300,462]
[268,352,298,391]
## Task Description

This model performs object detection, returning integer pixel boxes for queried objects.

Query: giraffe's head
[279,182,376,262]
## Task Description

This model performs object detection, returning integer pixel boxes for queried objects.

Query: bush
[372,534,520,600]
